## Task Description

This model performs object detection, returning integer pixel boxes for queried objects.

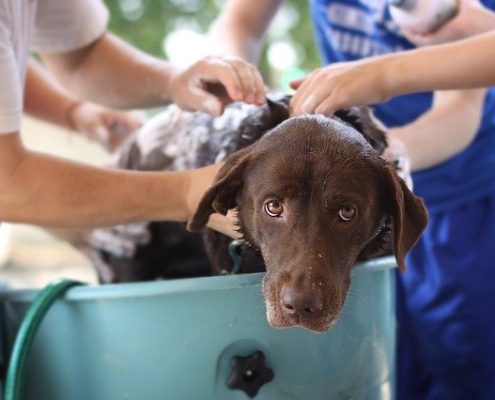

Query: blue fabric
[309,1,495,398]
[310,0,495,213]
[397,195,495,399]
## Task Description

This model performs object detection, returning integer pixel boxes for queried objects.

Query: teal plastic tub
[0,257,396,400]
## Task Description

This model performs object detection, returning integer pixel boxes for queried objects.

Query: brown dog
[187,112,427,332]
[89,96,428,332]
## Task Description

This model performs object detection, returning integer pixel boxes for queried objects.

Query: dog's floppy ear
[383,166,428,271]
[187,146,254,231]
[266,95,291,119]
[334,107,388,155]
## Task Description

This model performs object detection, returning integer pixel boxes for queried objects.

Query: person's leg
[396,273,439,400]
[399,194,495,399]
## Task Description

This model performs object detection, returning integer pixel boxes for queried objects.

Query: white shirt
[0,0,109,134]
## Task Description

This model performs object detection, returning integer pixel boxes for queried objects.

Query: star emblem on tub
[226,350,274,398]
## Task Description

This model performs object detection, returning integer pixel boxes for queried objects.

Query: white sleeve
[0,23,22,134]
[31,0,110,54]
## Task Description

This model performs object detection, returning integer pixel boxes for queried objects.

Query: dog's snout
[281,287,323,317]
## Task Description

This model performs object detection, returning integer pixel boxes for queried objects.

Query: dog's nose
[281,287,323,317]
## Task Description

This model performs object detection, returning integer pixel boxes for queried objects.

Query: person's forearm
[291,7,495,116]
[24,60,76,129]
[41,34,177,109]
[0,134,190,227]
[389,89,485,171]
[208,17,264,62]
[207,0,282,62]
[386,32,495,97]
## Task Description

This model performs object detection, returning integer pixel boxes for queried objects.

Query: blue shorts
[396,194,495,400]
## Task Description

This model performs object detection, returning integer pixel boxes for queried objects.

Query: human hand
[167,56,266,117]
[402,0,491,47]
[69,102,142,152]
[382,136,413,189]
[289,58,394,116]
[184,163,241,239]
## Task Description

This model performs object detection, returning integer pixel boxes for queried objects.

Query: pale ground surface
[0,117,110,289]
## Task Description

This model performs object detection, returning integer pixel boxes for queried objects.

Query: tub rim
[0,256,396,302]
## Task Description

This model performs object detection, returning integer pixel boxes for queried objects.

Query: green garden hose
[4,279,85,400]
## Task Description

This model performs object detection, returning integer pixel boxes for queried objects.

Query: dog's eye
[264,199,284,217]
[338,206,355,221]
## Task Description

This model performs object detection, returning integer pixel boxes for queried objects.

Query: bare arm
[24,60,76,129]
[290,31,495,115]
[208,0,282,62]
[24,59,141,150]
[291,0,495,114]
[41,33,265,114]
[41,33,176,109]
[0,133,223,230]
[383,2,493,171]
[389,90,485,171]
[386,32,495,97]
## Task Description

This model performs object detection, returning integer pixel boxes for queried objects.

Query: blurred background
[0,0,319,289]
[105,0,319,88]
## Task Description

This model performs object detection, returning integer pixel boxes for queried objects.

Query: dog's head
[188,112,427,333]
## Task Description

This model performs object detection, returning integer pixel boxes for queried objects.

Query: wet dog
[89,96,428,332]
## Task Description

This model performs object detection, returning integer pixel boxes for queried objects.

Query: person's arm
[289,30,495,115]
[388,89,485,171]
[402,0,495,45]
[0,133,231,232]
[290,0,495,115]
[381,1,493,171]
[41,33,265,115]
[24,59,141,151]
[207,0,282,62]
[24,59,77,129]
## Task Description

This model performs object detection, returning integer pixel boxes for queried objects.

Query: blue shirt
[310,0,495,213]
